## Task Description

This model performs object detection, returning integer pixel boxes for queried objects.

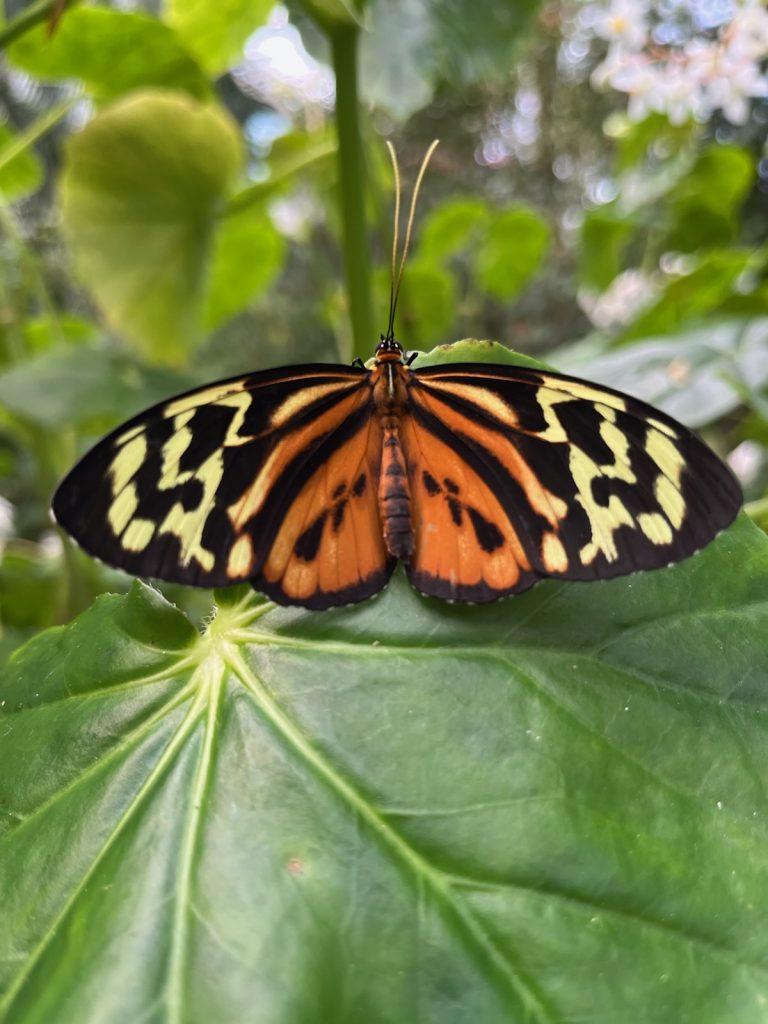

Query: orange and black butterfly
[52,143,742,606]
[52,336,742,609]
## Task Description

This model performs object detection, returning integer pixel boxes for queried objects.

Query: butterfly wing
[53,364,393,607]
[404,362,742,601]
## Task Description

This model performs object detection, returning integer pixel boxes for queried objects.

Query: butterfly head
[375,336,405,363]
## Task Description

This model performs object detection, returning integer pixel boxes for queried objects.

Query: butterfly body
[52,340,742,609]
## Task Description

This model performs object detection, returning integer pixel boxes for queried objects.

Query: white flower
[603,52,668,120]
[729,1,768,60]
[704,48,768,124]
[579,269,658,329]
[592,0,649,51]
[654,62,707,123]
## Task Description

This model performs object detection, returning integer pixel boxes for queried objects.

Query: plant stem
[331,25,374,360]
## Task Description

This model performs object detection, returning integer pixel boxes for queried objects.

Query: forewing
[406,362,742,599]
[52,364,377,596]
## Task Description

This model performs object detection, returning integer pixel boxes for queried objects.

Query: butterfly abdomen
[379,418,414,560]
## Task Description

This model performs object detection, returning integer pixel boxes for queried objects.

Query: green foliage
[474,207,551,300]
[165,0,275,75]
[419,197,491,262]
[620,249,759,342]
[399,197,550,340]
[0,123,43,199]
[359,0,540,118]
[396,261,457,346]
[580,211,634,290]
[2,515,767,1021]
[204,209,285,331]
[0,347,193,430]
[8,9,211,101]
[0,0,767,1015]
[60,92,244,363]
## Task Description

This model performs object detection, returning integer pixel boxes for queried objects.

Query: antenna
[384,139,439,341]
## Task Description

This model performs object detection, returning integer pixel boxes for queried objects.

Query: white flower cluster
[588,0,768,125]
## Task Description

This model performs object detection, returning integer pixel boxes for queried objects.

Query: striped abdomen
[379,418,414,560]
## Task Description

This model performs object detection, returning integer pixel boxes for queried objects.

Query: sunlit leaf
[8,9,210,101]
[165,0,273,76]
[60,92,243,364]
[664,146,754,253]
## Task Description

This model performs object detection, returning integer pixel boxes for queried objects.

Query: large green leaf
[60,92,243,364]
[8,9,210,101]
[2,488,767,1017]
[165,0,274,76]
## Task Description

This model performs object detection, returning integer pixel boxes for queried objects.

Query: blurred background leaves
[0,0,767,661]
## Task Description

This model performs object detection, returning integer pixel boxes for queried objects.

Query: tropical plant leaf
[1,510,767,1022]
[60,92,243,364]
[164,0,274,76]
[8,9,210,101]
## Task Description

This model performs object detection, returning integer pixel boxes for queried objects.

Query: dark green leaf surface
[2,513,767,1022]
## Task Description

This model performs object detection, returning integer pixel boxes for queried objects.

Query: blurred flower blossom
[593,0,649,49]
[0,498,14,547]
[586,0,768,125]
[578,269,658,328]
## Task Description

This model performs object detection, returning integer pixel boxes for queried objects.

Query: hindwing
[404,363,741,600]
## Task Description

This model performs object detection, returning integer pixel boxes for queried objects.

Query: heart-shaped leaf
[60,92,243,364]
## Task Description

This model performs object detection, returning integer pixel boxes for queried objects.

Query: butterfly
[52,336,742,609]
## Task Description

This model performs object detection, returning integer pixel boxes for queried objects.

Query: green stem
[223,137,337,218]
[0,0,81,49]
[0,97,75,176]
[330,25,374,360]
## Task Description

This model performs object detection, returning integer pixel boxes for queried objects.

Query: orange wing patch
[254,414,395,608]
[401,414,535,602]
